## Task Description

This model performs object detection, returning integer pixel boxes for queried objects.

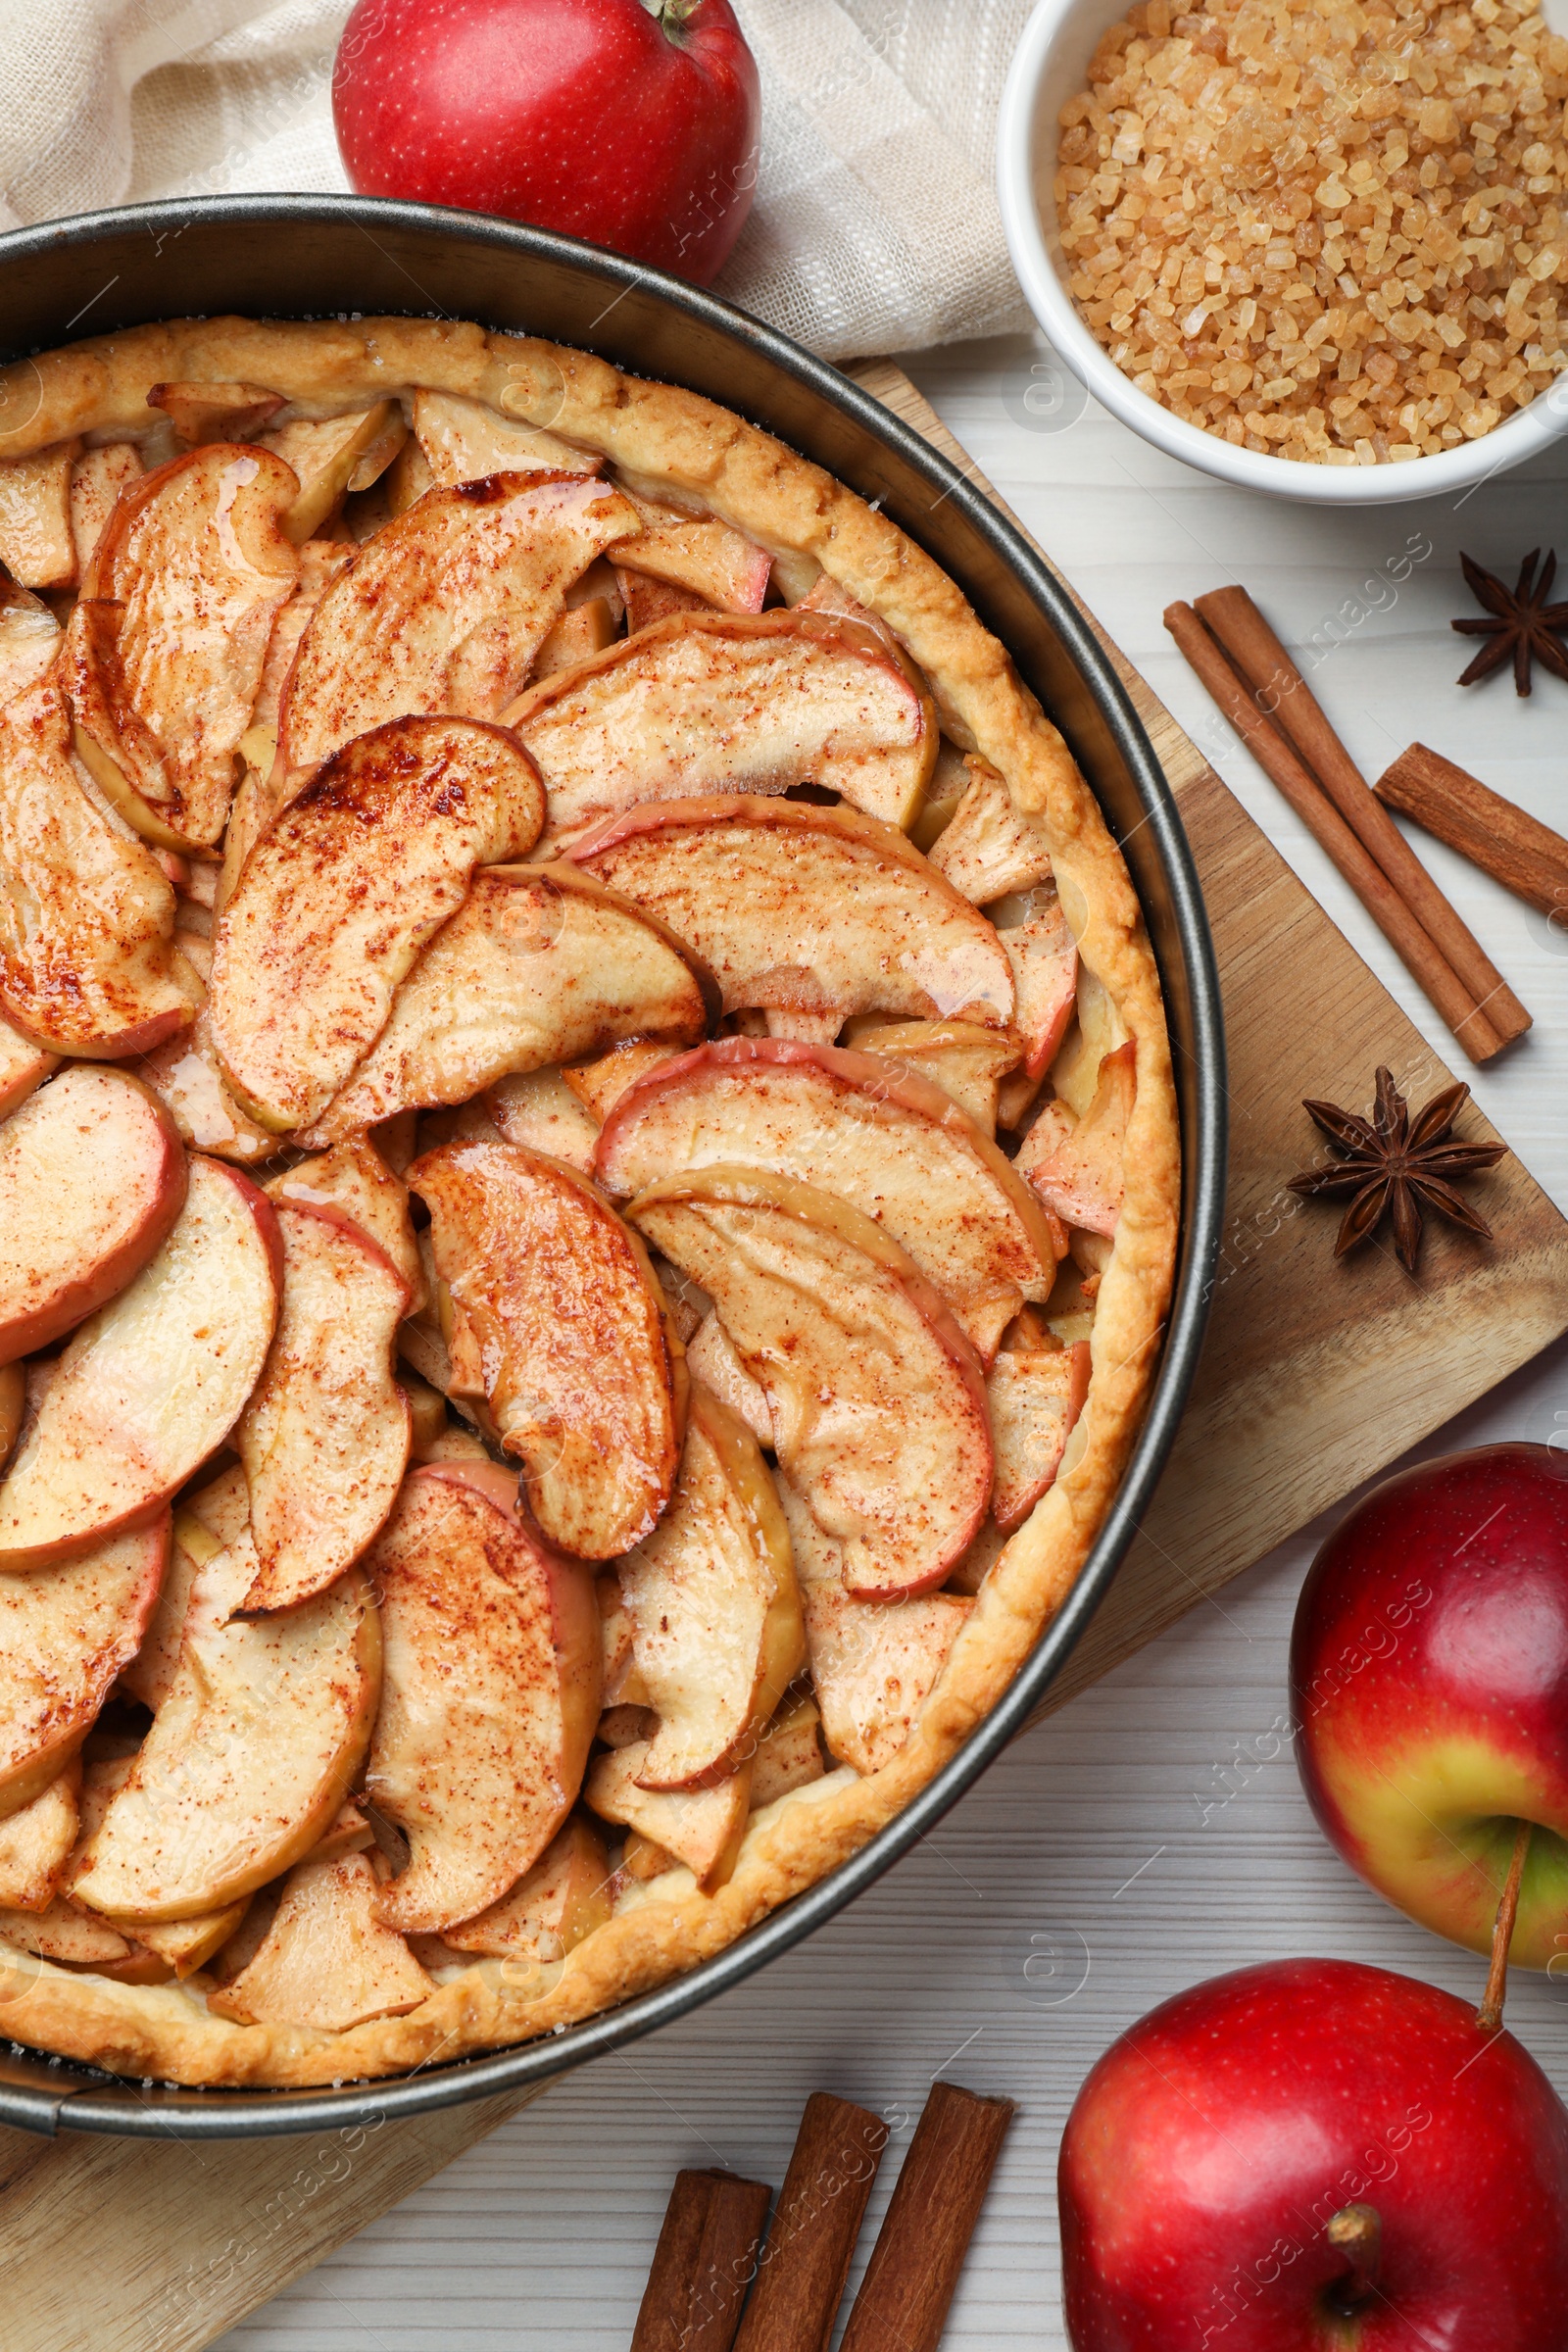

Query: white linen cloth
[0,0,1036,360]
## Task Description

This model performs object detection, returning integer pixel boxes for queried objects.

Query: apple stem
[1478,1818,1533,2033]
[1324,2203,1382,2313]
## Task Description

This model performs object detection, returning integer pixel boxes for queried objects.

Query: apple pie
[0,317,1178,2088]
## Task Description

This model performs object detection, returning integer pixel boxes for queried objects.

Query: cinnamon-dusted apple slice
[0,442,78,589]
[279,471,639,779]
[306,864,710,1144]
[568,796,1013,1032]
[610,490,771,612]
[0,676,189,1057]
[71,1527,380,1921]
[0,1366,21,1476]
[0,1760,78,1911]
[777,1482,971,1776]
[562,1038,682,1124]
[0,1894,135,1968]
[69,443,141,577]
[1016,1040,1137,1237]
[531,598,618,681]
[486,1068,600,1175]
[629,1167,993,1601]
[444,1815,611,1961]
[135,1004,279,1167]
[412,388,601,485]
[210,1850,434,2029]
[68,1756,248,1978]
[510,612,938,848]
[987,1344,1091,1534]
[0,1067,187,1366]
[995,887,1079,1081]
[209,715,545,1132]
[585,1741,750,1892]
[66,443,301,850]
[685,1313,770,1444]
[750,1694,826,1811]
[262,403,407,542]
[929,757,1055,906]
[0,1019,55,1123]
[411,1141,682,1560]
[235,1201,412,1614]
[148,380,285,447]
[0,1518,167,1817]
[844,1019,1022,1135]
[599,1576,652,1708]
[597,1039,1062,1363]
[0,1159,281,1571]
[0,573,62,704]
[618,1387,805,1791]
[119,1469,248,1714]
[366,1463,601,1934]
[617,567,708,633]
[266,1136,423,1309]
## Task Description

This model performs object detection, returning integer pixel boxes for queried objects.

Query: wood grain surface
[5,365,1567,2352]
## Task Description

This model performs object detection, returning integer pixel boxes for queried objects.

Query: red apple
[1291,1443,1568,1972]
[1059,1957,1568,2349]
[332,0,760,286]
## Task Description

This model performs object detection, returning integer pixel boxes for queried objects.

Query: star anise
[1288,1066,1507,1275]
[1451,548,1568,696]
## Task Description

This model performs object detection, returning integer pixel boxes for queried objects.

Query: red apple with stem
[332,0,760,286]
[1058,1956,1568,2348]
[1291,1443,1568,1974]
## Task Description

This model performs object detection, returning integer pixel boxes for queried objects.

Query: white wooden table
[219,336,1568,2351]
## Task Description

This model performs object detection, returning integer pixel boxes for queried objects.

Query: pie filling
[0,321,1178,2086]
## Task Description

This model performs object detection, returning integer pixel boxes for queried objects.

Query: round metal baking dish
[0,196,1226,2138]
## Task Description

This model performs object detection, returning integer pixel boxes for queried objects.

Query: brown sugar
[1054,0,1568,463]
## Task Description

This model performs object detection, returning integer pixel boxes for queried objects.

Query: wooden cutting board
[4,366,1567,2352]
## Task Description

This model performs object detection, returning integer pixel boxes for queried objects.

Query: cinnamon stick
[837,2082,1014,2352]
[1375,743,1568,919]
[1194,587,1531,1048]
[733,2092,889,2352]
[631,2167,773,2352]
[1164,601,1505,1063]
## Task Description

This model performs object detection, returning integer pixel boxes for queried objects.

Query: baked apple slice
[210,1850,434,2030]
[929,757,1056,906]
[306,864,710,1144]
[413,388,600,484]
[235,1200,412,1614]
[72,1528,380,1921]
[0,1067,187,1365]
[629,1167,993,1601]
[0,676,189,1058]
[0,573,62,705]
[1016,1040,1137,1237]
[585,1741,751,1892]
[509,612,938,848]
[278,470,639,779]
[610,490,771,612]
[0,1366,21,1476]
[489,1069,603,1172]
[996,888,1079,1082]
[618,568,709,633]
[0,1158,281,1571]
[262,403,407,542]
[0,1761,79,1911]
[366,1463,601,1934]
[0,1518,168,1818]
[562,1039,681,1123]
[988,1344,1091,1533]
[119,1467,249,1714]
[597,1039,1062,1363]
[568,795,1014,1032]
[618,1387,805,1790]
[411,1140,682,1560]
[69,444,141,577]
[66,443,300,850]
[136,1002,279,1167]
[209,714,545,1132]
[846,1018,1021,1136]
[0,1019,55,1123]
[685,1313,771,1444]
[147,380,285,446]
[443,1815,611,1961]
[778,1481,971,1776]
[750,1694,826,1811]
[266,1136,423,1308]
[0,441,77,590]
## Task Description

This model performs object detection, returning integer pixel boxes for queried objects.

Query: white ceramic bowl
[997,0,1568,504]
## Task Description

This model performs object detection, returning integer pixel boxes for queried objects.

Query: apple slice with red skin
[443,1815,612,1961]
[1059,1956,1568,2352]
[306,863,711,1146]
[209,713,546,1134]
[0,1158,281,1571]
[928,756,1055,906]
[1292,1444,1568,1973]
[508,610,938,849]
[617,567,708,633]
[266,1136,423,1310]
[0,1067,187,1367]
[235,1200,412,1614]
[0,1517,168,1820]
[411,1139,683,1561]
[987,1345,1090,1534]
[278,470,639,781]
[996,888,1079,1082]
[629,1166,993,1602]
[617,1385,805,1790]
[0,675,190,1058]
[66,442,300,851]
[610,490,771,613]
[0,1018,56,1123]
[844,1017,1022,1135]
[567,794,1015,1033]
[0,1367,21,1477]
[596,1038,1062,1364]
[366,1462,602,1935]
[1015,1039,1136,1238]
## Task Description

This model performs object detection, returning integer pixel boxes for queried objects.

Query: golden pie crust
[0,318,1180,2089]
